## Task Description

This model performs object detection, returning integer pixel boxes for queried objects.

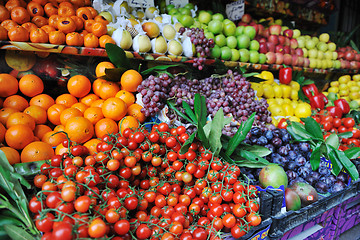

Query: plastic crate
[222,218,272,240]
[333,194,360,238]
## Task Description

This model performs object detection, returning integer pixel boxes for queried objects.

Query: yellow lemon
[289,116,301,122]
[273,85,283,98]
[294,103,312,118]
[328,87,339,93]
[283,98,292,104]
[283,103,294,116]
[290,89,299,101]
[339,75,351,84]
[339,84,348,90]
[349,92,360,100]
[289,81,300,91]
[339,89,349,96]
[260,71,274,85]
[281,84,292,99]
[353,74,360,81]
[330,81,339,87]
[262,84,275,98]
[269,104,285,116]
[271,117,279,126]
[350,86,360,92]
[275,98,284,105]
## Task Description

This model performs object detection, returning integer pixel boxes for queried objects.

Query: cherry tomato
[88,218,106,238]
[114,219,130,235]
[52,222,73,240]
[246,212,262,226]
[343,117,355,128]
[136,224,152,240]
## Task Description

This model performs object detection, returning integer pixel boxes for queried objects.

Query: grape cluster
[138,70,272,136]
[136,74,172,118]
[178,27,214,70]
[241,127,348,194]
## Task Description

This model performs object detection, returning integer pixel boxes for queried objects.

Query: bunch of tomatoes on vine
[29,122,261,240]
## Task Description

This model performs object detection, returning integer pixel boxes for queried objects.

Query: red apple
[292,55,298,66]
[283,29,293,38]
[238,22,247,26]
[350,61,358,69]
[249,23,259,34]
[303,58,310,68]
[295,48,304,56]
[290,38,298,49]
[275,53,284,65]
[284,37,290,46]
[355,54,360,62]
[241,14,252,24]
[269,25,282,35]
[338,51,345,59]
[283,54,292,65]
[258,38,267,43]
[283,46,290,54]
[278,35,285,45]
[357,61,360,69]
[268,35,279,45]
[297,56,304,66]
[266,42,276,52]
[275,44,284,53]
[266,52,276,64]
[345,51,355,61]
[290,48,296,55]
[258,24,265,36]
[259,42,268,54]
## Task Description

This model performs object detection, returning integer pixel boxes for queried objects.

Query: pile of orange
[0,61,145,165]
[0,0,115,48]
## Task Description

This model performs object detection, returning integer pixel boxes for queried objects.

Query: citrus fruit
[120,70,142,92]
[0,147,20,165]
[20,141,54,162]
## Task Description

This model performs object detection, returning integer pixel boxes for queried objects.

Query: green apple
[226,36,237,49]
[243,26,256,40]
[312,37,319,45]
[259,53,266,64]
[221,46,232,60]
[198,11,212,24]
[317,42,328,52]
[212,13,224,21]
[297,37,305,48]
[319,33,330,42]
[305,40,316,50]
[208,20,223,35]
[211,45,221,59]
[99,11,113,23]
[249,50,260,63]
[179,15,194,27]
[249,40,259,51]
[308,49,318,58]
[179,8,191,16]
[168,8,179,15]
[324,51,332,60]
[309,58,317,68]
[293,29,301,38]
[332,51,338,60]
[166,4,175,13]
[239,49,250,62]
[184,3,195,10]
[223,22,236,36]
[302,48,308,58]
[215,34,226,47]
[237,34,250,49]
[231,49,240,61]
[235,26,244,36]
[317,51,324,60]
[204,31,215,40]
[349,100,359,110]
[328,42,337,52]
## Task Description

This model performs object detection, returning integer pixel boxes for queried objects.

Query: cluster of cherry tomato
[28,122,261,240]
[313,113,360,149]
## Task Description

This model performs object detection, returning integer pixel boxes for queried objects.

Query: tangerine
[8,25,29,41]
[76,7,92,21]
[70,15,83,31]
[120,70,143,92]
[57,16,76,34]
[91,21,107,37]
[0,5,10,22]
[31,16,48,27]
[90,99,104,108]
[71,102,87,113]
[33,124,52,139]
[6,112,36,130]
[94,118,118,138]
[83,33,99,48]
[115,90,135,107]
[0,26,8,40]
[99,35,115,48]
[21,22,38,32]
[83,138,101,155]
[3,95,29,111]
[1,19,18,31]
[29,94,55,110]
[19,74,44,97]
[27,1,44,17]
[23,105,47,124]
[127,103,146,123]
[66,32,83,46]
[0,147,20,165]
[48,14,59,29]
[80,94,99,106]
[56,93,78,107]
[58,5,75,17]
[0,122,5,143]
[41,130,66,147]
[102,97,127,121]
[0,73,18,98]
[44,3,58,17]
[83,106,103,125]
[47,103,67,125]
[5,124,34,150]
[55,143,68,155]
[118,116,139,135]
[98,81,120,99]
[67,75,91,98]
[21,141,54,162]
[48,30,65,44]
[95,61,115,78]
[11,6,30,24]
[59,107,83,126]
[41,24,56,34]
[65,116,94,143]
[0,108,19,125]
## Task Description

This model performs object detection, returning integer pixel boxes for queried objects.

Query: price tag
[128,0,155,8]
[226,0,245,21]
[165,0,189,8]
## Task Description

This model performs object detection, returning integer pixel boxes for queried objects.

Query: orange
[3,95,29,111]
[127,103,146,123]
[86,7,98,18]
[19,74,44,97]
[0,5,10,22]
[41,130,66,147]
[57,5,75,17]
[67,75,91,98]
[83,19,95,32]
[91,21,106,37]
[20,141,54,162]
[33,0,48,6]
[30,28,49,43]
[65,116,94,143]
[102,97,127,121]
[94,118,118,138]
[5,124,34,150]
[53,124,65,132]
[8,25,29,41]
[94,15,108,25]
[49,30,65,44]
[0,108,19,125]
[118,116,139,135]
[90,99,104,108]
[1,19,19,31]
[76,7,92,21]
[120,70,143,92]
[80,93,99,106]
[83,106,103,125]
[83,33,99,48]
[44,2,58,17]
[24,105,47,124]
[30,94,55,110]
[0,74,18,98]
[79,29,88,38]
[41,24,56,34]
[6,0,26,11]
[55,143,68,155]
[92,78,106,95]
[47,104,67,125]
[48,14,59,29]
[33,124,52,140]
[0,122,5,143]
[99,35,115,48]
[70,15,83,31]
[59,107,83,126]
[27,1,44,17]
[11,6,30,25]
[58,2,74,8]
[95,61,115,78]
[6,112,36,130]
[0,26,8,40]
[115,90,135,107]
[83,138,100,155]
[98,81,120,99]
[71,102,87,113]
[21,22,38,32]
[70,0,85,7]
[65,32,83,46]
[0,147,20,165]
[56,94,78,107]
[57,16,76,34]
[32,16,48,27]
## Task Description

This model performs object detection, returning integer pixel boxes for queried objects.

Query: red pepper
[302,84,319,98]
[277,118,288,129]
[334,99,350,114]
[319,93,328,105]
[309,95,325,109]
[326,106,343,118]
[279,67,292,84]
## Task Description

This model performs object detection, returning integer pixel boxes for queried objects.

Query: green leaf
[105,43,131,69]
[343,24,360,46]
[246,76,266,83]
[238,144,272,157]
[3,225,34,240]
[100,67,127,82]
[0,216,23,228]
[303,117,323,140]
[141,64,179,76]
[286,121,314,142]
[344,147,360,159]
[238,150,270,165]
[350,40,360,54]
[179,132,196,155]
[14,161,45,177]
[166,101,194,124]
[194,94,207,127]
[196,121,210,149]
[233,159,269,168]
[335,150,359,180]
[310,144,321,171]
[325,133,340,149]
[337,132,353,139]
[10,172,30,190]
[225,113,256,156]
[219,151,234,164]
[182,101,197,124]
[208,108,224,155]
[243,72,260,78]
[327,146,343,176]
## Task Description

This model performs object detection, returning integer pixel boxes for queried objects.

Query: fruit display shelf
[1,40,359,75]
